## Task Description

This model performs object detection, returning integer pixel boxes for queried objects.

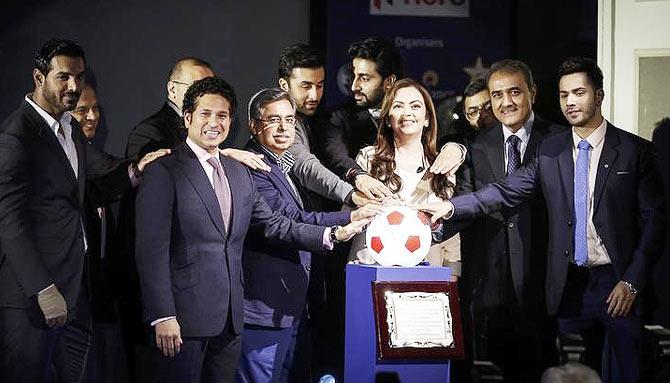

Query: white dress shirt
[25,95,79,178]
[571,118,611,266]
[502,111,534,170]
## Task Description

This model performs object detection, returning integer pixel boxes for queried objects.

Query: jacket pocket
[173,263,198,290]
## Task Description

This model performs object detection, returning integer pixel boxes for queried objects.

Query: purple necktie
[206,156,231,231]
[507,135,521,175]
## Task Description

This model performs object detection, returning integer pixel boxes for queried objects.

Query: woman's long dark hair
[368,78,452,200]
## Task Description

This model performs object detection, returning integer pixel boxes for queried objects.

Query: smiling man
[238,88,377,383]
[277,44,358,207]
[71,83,100,140]
[422,57,665,383]
[134,77,364,383]
[456,59,566,382]
[0,39,168,382]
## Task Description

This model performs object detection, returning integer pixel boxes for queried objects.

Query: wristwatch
[329,226,342,245]
[623,281,638,295]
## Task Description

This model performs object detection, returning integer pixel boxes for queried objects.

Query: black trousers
[0,289,93,383]
[472,273,558,383]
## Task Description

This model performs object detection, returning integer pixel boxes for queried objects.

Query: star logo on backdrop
[462,57,489,81]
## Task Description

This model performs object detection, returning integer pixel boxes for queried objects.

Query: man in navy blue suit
[135,77,366,383]
[418,57,665,383]
[237,88,378,383]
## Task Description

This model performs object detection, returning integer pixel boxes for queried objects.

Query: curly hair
[182,76,235,116]
[368,78,452,200]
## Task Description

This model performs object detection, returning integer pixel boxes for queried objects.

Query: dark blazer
[125,102,183,160]
[0,100,130,310]
[242,140,350,328]
[135,143,328,337]
[451,123,665,315]
[115,102,185,321]
[320,102,378,178]
[457,116,566,309]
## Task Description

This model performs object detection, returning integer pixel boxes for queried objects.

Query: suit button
[564,250,570,257]
[567,220,572,226]
[507,222,514,228]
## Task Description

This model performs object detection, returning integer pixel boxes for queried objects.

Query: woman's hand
[350,203,384,223]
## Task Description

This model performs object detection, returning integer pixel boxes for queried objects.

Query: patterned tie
[507,135,521,175]
[206,156,232,231]
[574,139,591,266]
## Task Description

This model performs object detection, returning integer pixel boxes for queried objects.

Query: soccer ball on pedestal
[365,205,432,267]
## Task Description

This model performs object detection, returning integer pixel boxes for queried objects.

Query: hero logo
[371,0,469,18]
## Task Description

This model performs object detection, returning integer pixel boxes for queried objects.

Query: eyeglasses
[465,101,491,119]
[171,80,192,87]
[254,116,297,127]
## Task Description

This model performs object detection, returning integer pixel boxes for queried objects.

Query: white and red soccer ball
[365,205,432,267]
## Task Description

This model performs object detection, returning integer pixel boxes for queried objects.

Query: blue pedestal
[344,264,452,383]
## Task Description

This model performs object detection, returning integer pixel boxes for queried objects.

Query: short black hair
[463,77,488,98]
[348,36,404,79]
[557,57,603,90]
[278,44,324,80]
[182,76,236,116]
[34,39,85,75]
[486,59,535,89]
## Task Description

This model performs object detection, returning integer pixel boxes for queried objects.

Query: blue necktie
[507,135,521,175]
[574,139,591,266]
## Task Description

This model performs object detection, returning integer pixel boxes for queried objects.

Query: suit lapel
[71,119,87,205]
[248,140,303,208]
[484,125,506,181]
[593,124,619,214]
[557,133,575,213]
[178,146,227,238]
[525,118,547,162]
[23,102,79,187]
[220,155,244,238]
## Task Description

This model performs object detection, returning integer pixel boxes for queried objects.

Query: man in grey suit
[277,44,363,207]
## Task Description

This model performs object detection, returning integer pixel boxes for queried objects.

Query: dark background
[1,0,596,154]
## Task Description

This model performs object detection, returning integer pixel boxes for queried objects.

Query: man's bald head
[167,58,214,109]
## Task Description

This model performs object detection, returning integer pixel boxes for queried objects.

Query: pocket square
[616,170,631,175]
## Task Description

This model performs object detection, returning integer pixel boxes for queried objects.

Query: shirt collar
[368,108,382,120]
[254,138,295,174]
[502,111,534,144]
[572,118,607,149]
[167,100,183,117]
[186,137,217,162]
[25,94,72,134]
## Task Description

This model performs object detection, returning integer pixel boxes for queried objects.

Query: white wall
[598,0,670,138]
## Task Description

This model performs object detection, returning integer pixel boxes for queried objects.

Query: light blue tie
[574,139,591,266]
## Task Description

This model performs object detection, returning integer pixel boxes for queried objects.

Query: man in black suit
[457,60,564,382]
[135,77,364,383]
[421,57,665,383]
[126,58,214,160]
[0,39,166,383]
